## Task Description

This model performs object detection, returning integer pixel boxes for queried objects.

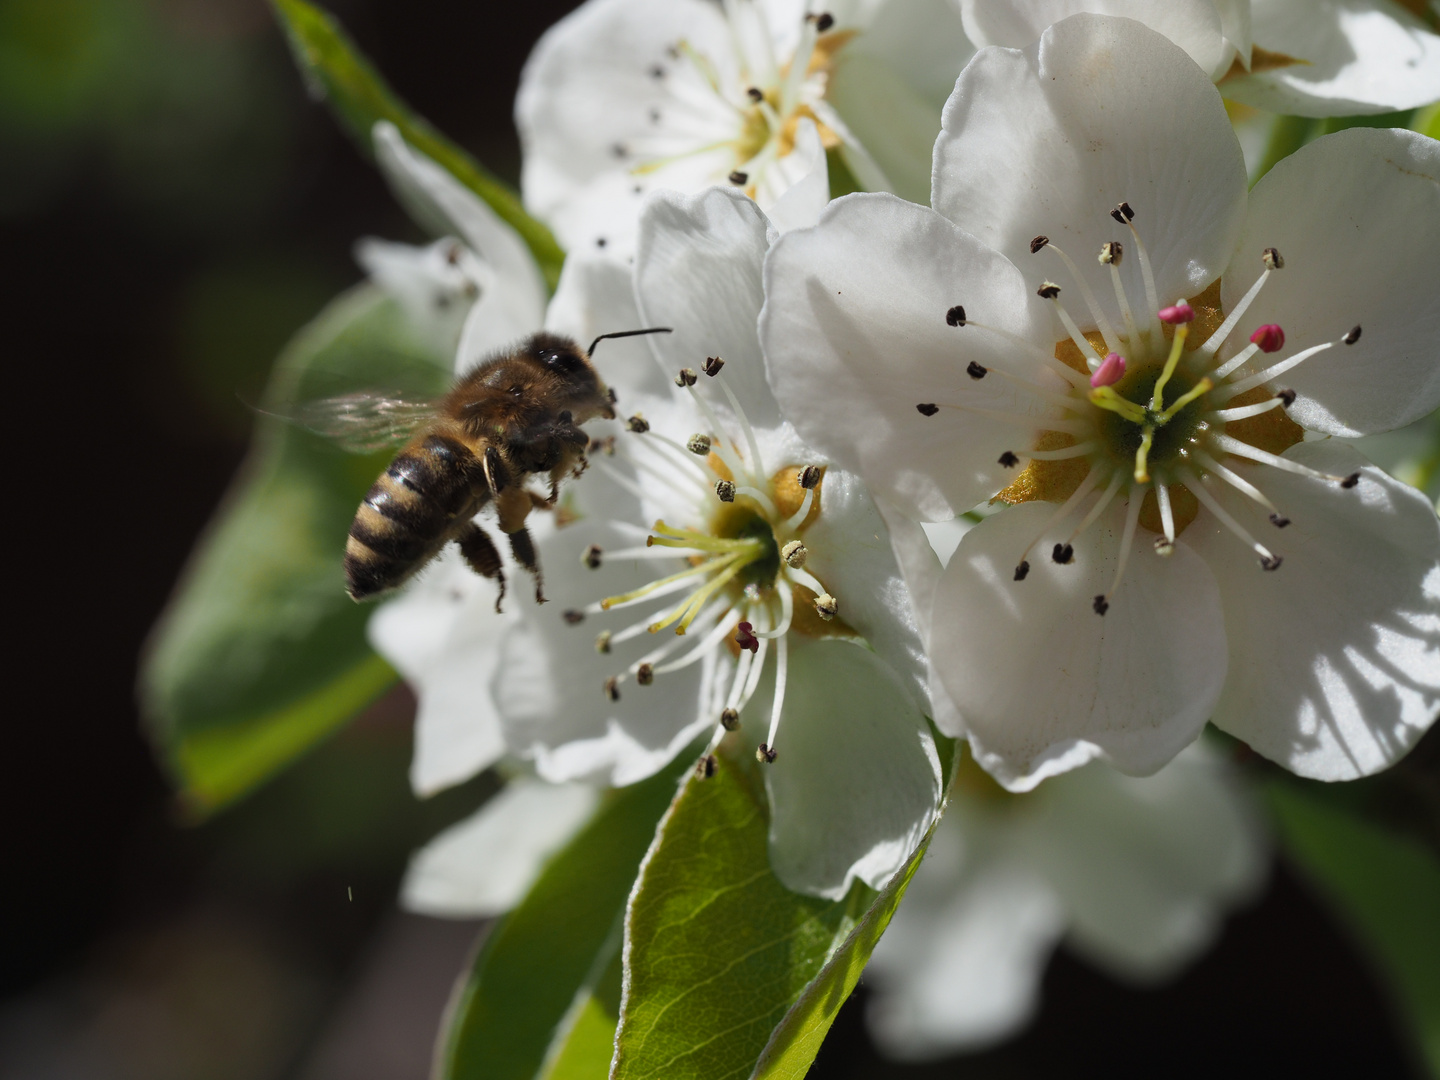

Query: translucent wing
[289,392,438,453]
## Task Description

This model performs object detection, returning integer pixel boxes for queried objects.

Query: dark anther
[1341,472,1361,489]
[1014,560,1030,581]
[756,743,778,764]
[595,630,612,654]
[916,403,939,416]
[649,64,665,79]
[1052,542,1074,564]
[728,170,749,186]
[998,451,1020,468]
[627,414,650,433]
[799,464,823,489]
[583,544,603,569]
[611,143,628,159]
[1263,247,1284,271]
[966,361,988,379]
[747,85,764,102]
[1260,554,1284,571]
[946,304,967,327]
[687,433,712,455]
[1114,201,1135,222]
[596,237,608,249]
[721,707,741,731]
[676,367,698,386]
[716,479,737,502]
[1092,594,1110,616]
[810,11,835,30]
[1344,325,1362,345]
[589,434,617,456]
[649,108,662,124]
[736,621,759,653]
[1269,514,1291,528]
[696,754,718,779]
[603,677,621,701]
[637,662,655,686]
[1277,388,1297,407]
[563,609,585,625]
[1030,235,1049,254]
[1100,241,1123,266]
[1037,282,1061,299]
[704,355,725,376]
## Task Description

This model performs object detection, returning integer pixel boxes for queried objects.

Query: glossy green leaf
[749,817,935,1079]
[612,752,875,1080]
[141,284,452,815]
[1268,780,1440,1076]
[1416,102,1440,141]
[439,766,683,1080]
[269,0,565,288]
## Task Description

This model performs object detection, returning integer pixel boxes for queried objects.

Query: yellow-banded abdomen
[344,432,485,599]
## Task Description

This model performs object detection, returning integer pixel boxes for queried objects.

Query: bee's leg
[508,527,546,604]
[458,522,507,612]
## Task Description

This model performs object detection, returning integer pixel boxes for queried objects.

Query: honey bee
[297,328,670,607]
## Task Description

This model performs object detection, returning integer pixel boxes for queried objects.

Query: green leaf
[613,753,877,1080]
[1268,780,1440,1077]
[1415,102,1440,142]
[749,818,934,1079]
[439,766,683,1080]
[269,0,565,288]
[140,284,452,815]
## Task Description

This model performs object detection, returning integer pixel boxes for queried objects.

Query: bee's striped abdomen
[345,433,482,599]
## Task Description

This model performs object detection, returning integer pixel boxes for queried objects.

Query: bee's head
[522,332,614,421]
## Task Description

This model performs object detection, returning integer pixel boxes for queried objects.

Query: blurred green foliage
[269,0,566,288]
[141,284,452,816]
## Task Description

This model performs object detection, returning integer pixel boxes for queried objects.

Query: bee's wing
[288,392,439,453]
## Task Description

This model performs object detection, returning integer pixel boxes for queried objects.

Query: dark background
[0,0,1424,1075]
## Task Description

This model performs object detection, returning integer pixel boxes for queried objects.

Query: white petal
[1223,0,1440,116]
[865,811,1064,1057]
[1029,743,1266,981]
[932,14,1248,329]
[353,237,474,356]
[742,638,943,899]
[495,512,717,786]
[958,0,1233,79]
[372,122,546,333]
[367,550,514,797]
[765,119,831,234]
[545,252,674,402]
[400,779,600,918]
[635,187,782,431]
[1184,441,1440,780]
[515,0,740,254]
[932,500,1228,790]
[453,263,545,376]
[801,468,931,706]
[1218,128,1440,438]
[761,193,1055,520]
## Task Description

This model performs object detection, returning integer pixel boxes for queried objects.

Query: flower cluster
[316,0,1439,1059]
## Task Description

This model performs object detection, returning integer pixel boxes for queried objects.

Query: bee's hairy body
[343,332,614,605]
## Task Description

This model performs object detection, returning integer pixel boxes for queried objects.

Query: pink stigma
[735,621,759,654]
[1090,352,1127,388]
[1158,301,1195,325]
[1250,324,1285,353]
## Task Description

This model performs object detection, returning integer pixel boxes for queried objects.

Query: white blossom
[760,15,1440,790]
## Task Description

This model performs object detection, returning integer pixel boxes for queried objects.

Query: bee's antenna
[588,327,673,356]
